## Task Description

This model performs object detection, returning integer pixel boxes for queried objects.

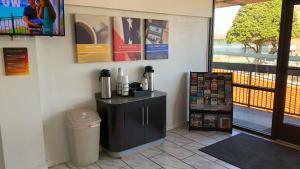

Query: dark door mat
[200,133,300,169]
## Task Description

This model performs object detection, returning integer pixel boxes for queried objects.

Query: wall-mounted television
[0,0,65,36]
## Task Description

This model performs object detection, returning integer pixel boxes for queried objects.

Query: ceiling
[215,0,269,8]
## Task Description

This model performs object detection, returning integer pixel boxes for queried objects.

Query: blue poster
[145,19,169,60]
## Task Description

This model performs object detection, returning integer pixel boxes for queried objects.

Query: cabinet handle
[146,105,149,126]
[142,107,145,126]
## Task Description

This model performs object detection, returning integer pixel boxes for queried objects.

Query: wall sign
[113,17,142,61]
[145,19,169,60]
[74,14,111,63]
[3,48,29,76]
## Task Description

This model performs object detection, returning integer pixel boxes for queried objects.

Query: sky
[214,6,241,39]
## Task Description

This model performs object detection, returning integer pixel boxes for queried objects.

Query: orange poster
[3,48,29,76]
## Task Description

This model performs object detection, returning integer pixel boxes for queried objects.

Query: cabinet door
[144,97,166,143]
[124,101,145,149]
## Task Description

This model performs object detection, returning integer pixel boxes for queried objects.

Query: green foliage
[226,0,300,53]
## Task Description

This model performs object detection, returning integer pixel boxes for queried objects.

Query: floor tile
[150,153,194,169]
[209,133,231,142]
[183,154,226,169]
[231,129,241,136]
[215,160,240,169]
[122,153,161,169]
[50,164,70,169]
[96,154,128,169]
[196,131,218,137]
[183,141,206,153]
[66,162,78,169]
[169,127,191,136]
[119,166,132,169]
[66,161,101,169]
[139,146,164,158]
[166,132,194,146]
[53,127,246,169]
[196,151,218,161]
[68,162,97,169]
[157,141,194,159]
[182,132,218,146]
[75,163,101,169]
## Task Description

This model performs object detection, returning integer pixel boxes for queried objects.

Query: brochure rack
[189,72,233,133]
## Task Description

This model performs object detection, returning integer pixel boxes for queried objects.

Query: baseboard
[46,147,104,168]
[166,121,187,131]
[105,139,164,158]
[29,164,48,169]
[47,158,69,168]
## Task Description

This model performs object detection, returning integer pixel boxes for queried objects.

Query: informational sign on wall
[3,48,29,76]
[74,14,111,63]
[145,19,169,60]
[113,17,142,61]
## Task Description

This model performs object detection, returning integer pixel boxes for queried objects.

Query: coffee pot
[143,66,154,92]
[99,69,111,99]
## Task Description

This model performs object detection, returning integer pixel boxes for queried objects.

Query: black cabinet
[124,101,145,149]
[96,91,166,155]
[144,97,166,143]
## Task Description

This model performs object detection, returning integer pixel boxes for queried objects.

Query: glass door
[274,0,300,145]
[211,0,283,135]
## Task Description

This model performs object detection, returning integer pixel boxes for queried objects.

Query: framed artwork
[74,14,111,63]
[145,19,169,60]
[113,17,142,61]
[3,48,29,76]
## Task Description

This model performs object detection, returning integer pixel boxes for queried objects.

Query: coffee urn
[143,66,154,92]
[99,69,111,99]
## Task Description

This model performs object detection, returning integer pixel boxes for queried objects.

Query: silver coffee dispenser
[99,69,111,99]
[143,66,154,92]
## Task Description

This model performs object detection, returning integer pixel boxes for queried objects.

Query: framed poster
[113,17,142,61]
[3,48,29,76]
[145,19,169,60]
[74,14,111,63]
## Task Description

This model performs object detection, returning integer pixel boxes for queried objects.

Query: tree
[226,0,300,54]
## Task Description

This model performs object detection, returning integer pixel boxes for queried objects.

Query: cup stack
[122,75,129,96]
[116,68,123,95]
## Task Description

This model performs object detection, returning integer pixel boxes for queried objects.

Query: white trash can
[66,109,101,166]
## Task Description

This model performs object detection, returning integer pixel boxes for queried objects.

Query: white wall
[0,38,46,169]
[65,0,213,17]
[36,5,209,166]
[0,1,212,168]
[0,127,5,169]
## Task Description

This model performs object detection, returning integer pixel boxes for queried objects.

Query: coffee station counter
[95,90,167,157]
[95,90,167,105]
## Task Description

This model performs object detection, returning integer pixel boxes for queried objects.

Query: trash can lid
[67,109,101,129]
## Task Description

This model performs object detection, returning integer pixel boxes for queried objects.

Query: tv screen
[0,0,65,36]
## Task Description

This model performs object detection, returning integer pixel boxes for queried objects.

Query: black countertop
[95,90,167,105]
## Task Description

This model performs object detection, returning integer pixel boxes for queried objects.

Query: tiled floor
[50,127,243,169]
